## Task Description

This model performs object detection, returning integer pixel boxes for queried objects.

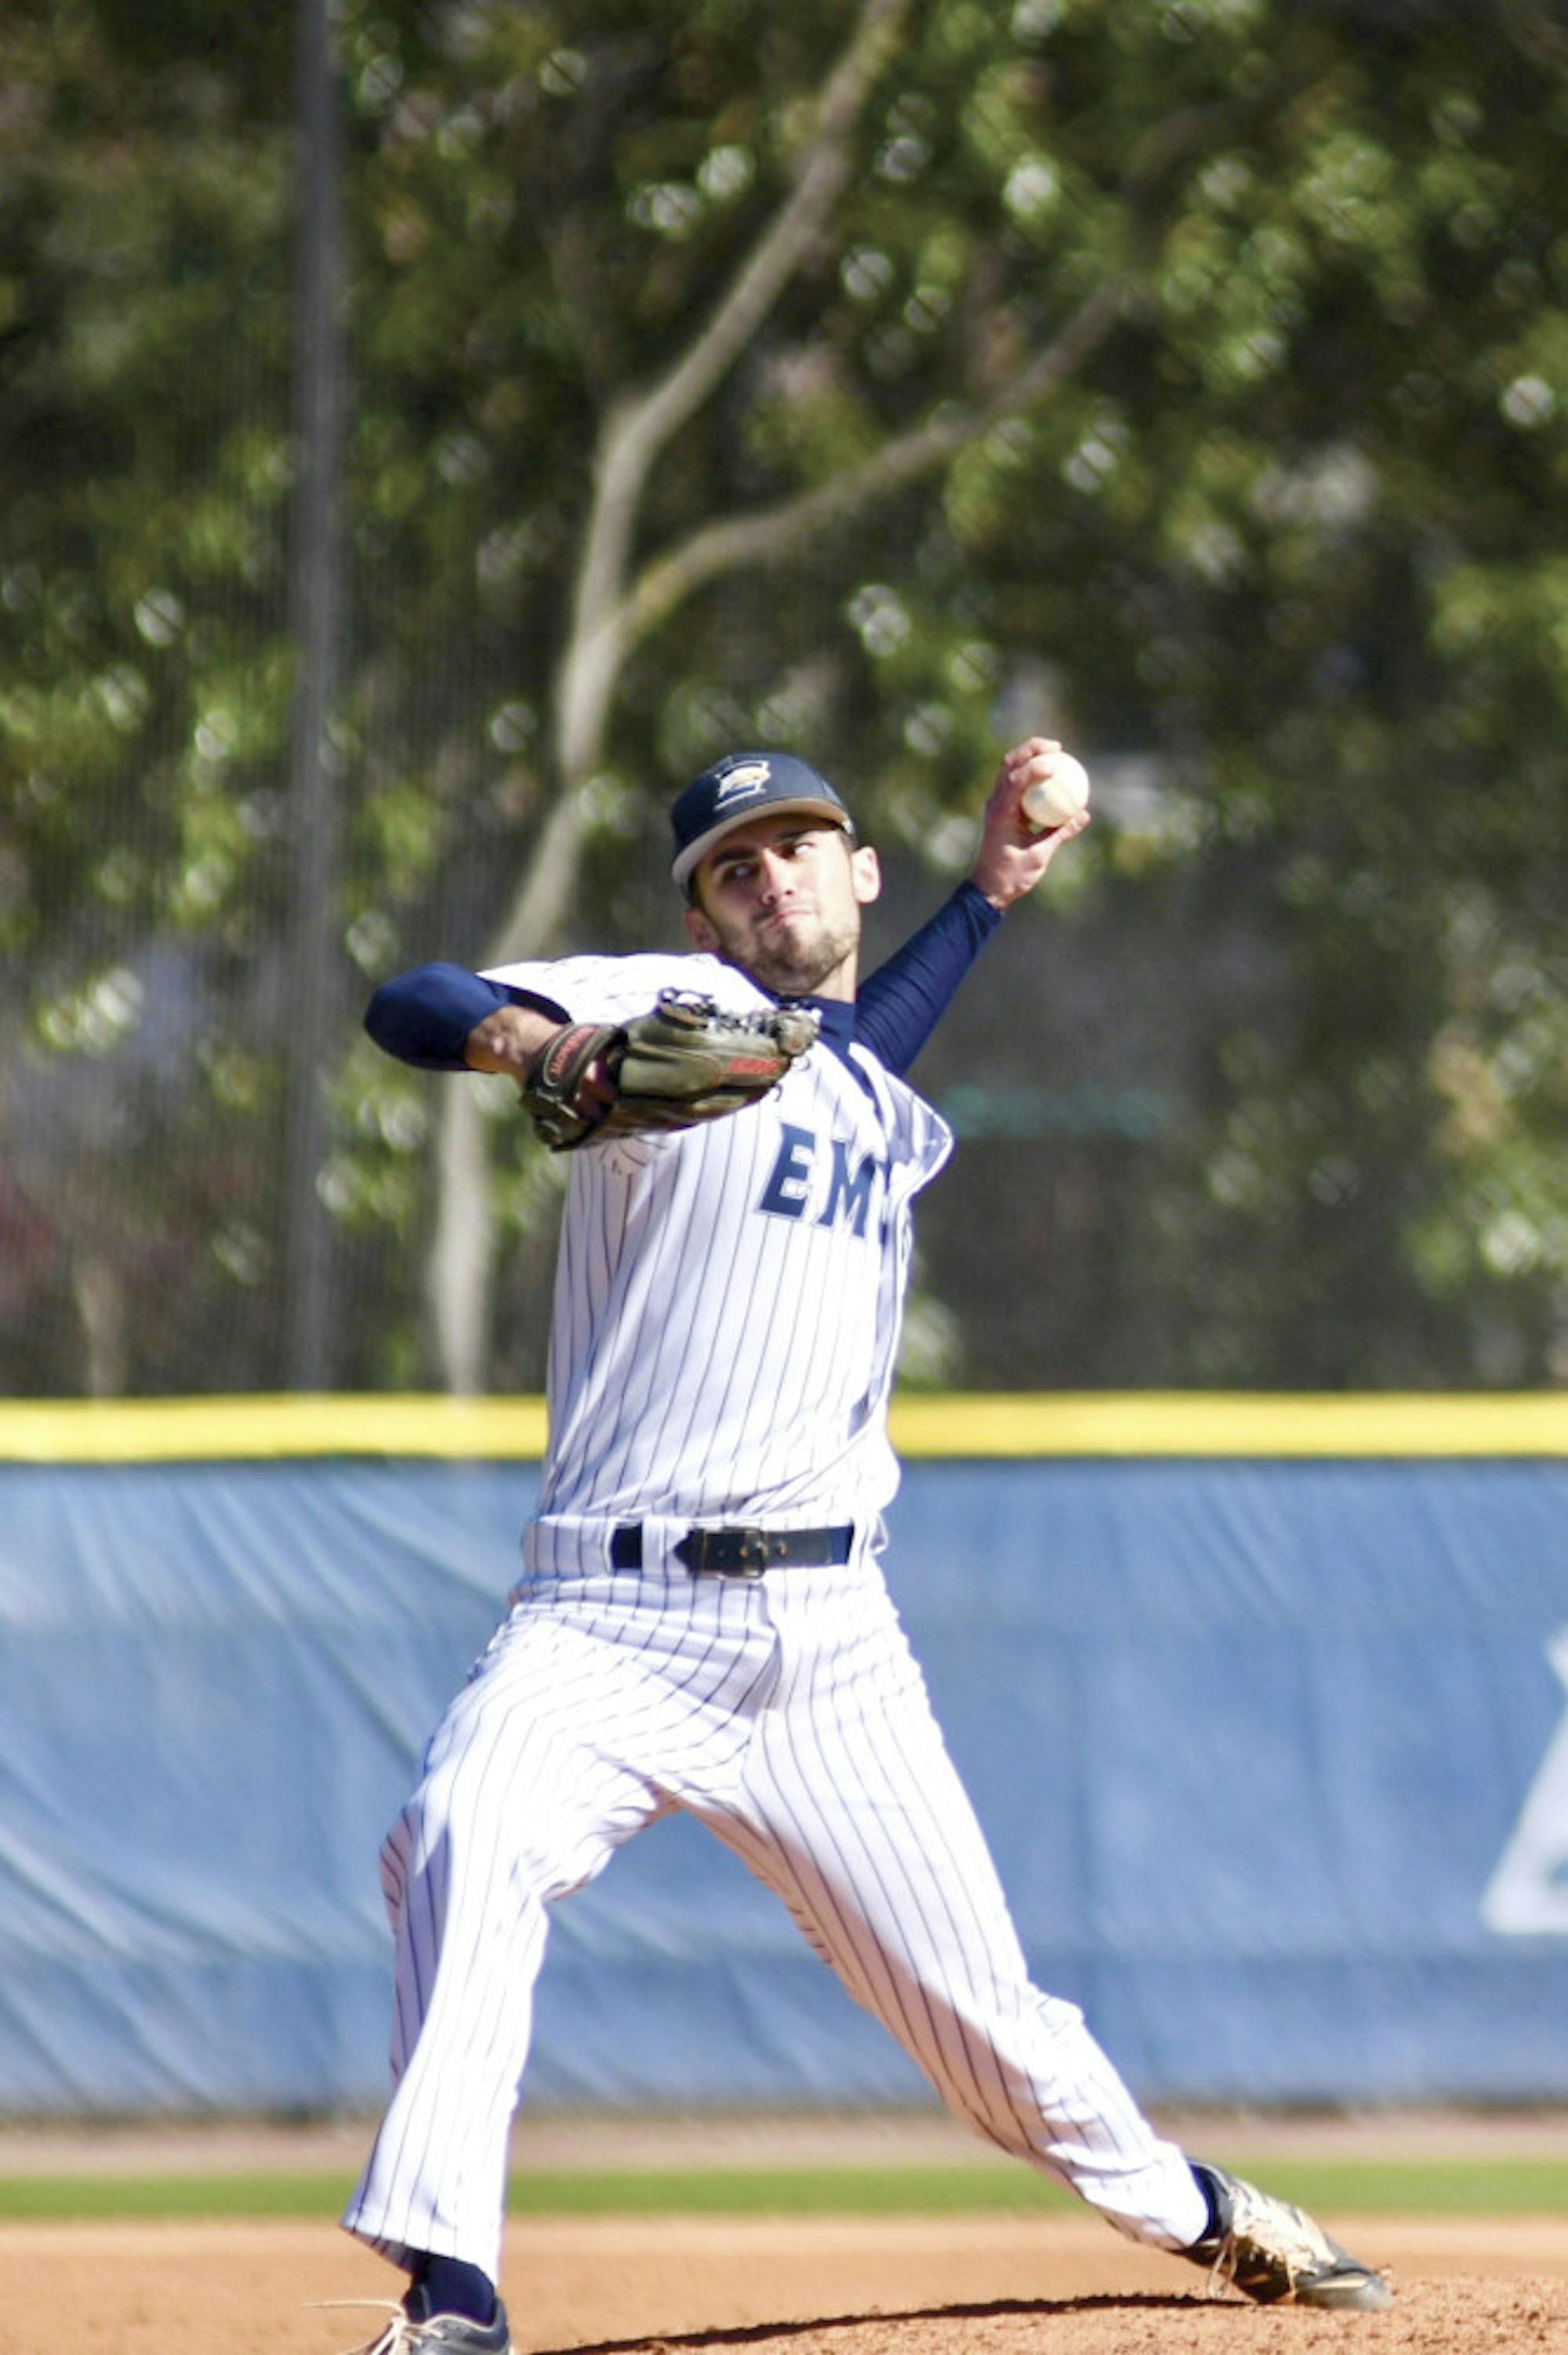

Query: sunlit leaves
[4,0,1567,1390]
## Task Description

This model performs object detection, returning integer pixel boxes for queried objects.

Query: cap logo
[713,760,771,805]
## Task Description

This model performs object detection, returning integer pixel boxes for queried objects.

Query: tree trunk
[420,0,1000,1394]
[424,784,597,1390]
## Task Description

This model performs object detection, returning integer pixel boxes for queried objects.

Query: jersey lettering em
[481,950,951,1538]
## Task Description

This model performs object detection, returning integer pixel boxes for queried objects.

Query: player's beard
[718,901,861,998]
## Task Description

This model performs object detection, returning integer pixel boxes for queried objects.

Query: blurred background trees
[2,0,1564,1397]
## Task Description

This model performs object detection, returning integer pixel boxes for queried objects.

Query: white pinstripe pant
[342,1553,1207,2280]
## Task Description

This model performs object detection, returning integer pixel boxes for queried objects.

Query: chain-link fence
[4,0,1564,1399]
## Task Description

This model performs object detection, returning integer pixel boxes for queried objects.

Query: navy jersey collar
[782,993,856,1052]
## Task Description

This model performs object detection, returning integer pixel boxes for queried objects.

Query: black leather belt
[610,1523,854,1576]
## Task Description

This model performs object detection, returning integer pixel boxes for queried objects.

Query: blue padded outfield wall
[1,1394,1566,2117]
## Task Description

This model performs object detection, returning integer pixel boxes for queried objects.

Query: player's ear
[684,901,720,953]
[850,842,881,906]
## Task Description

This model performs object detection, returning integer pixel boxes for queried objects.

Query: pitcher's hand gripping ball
[1021,749,1091,833]
[523,989,821,1150]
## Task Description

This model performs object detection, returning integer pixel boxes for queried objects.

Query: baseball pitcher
[342,741,1390,2353]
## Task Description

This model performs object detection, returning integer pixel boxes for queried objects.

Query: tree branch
[597,82,1227,664]
[615,274,1131,648]
[557,0,912,774]
[631,0,910,456]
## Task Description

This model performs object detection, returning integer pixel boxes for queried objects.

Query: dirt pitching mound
[5,2217,1566,2355]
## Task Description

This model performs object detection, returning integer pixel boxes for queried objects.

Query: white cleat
[1188,2163,1393,2310]
[323,2291,513,2354]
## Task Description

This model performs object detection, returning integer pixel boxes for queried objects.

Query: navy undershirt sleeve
[370,894,999,1081]
[364,961,563,1070]
[853,881,1001,1076]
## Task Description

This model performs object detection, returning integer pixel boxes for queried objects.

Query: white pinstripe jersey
[483,950,953,1551]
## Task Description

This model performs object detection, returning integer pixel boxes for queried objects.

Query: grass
[0,2157,1564,2226]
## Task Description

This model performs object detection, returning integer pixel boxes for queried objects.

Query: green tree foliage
[2,0,1563,1393]
[1,0,299,1388]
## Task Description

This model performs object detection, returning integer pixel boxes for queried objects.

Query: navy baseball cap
[670,751,854,892]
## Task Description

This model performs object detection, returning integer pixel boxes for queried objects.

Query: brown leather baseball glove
[521,989,820,1151]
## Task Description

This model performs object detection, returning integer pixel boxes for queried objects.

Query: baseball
[1020,753,1091,834]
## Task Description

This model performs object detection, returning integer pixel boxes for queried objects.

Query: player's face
[684,816,882,999]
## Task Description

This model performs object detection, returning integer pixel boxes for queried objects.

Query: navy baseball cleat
[343,2286,513,2353]
[1186,2163,1393,2309]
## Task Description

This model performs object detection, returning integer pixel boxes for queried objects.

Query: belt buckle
[675,1525,770,1577]
[731,1528,771,1577]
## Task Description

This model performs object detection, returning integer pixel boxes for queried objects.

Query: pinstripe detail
[343,1561,1204,2275]
[343,947,1209,2286]
[705,1572,1200,2235]
[481,953,947,1528]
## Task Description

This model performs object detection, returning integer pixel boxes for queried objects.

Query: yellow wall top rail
[0,1392,1563,1463]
